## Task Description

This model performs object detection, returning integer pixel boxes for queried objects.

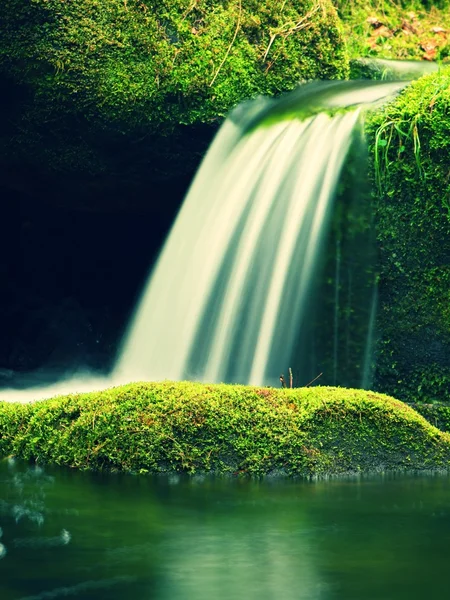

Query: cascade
[0,79,406,401]
[115,80,404,388]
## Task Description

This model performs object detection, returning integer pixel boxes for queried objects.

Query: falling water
[361,285,379,389]
[115,80,405,388]
[0,79,408,402]
[333,237,341,386]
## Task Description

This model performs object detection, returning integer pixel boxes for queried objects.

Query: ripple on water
[17,576,136,600]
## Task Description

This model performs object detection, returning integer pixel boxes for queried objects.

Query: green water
[1,460,449,600]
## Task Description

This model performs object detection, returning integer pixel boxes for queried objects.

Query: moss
[0,0,348,199]
[336,0,450,62]
[365,68,450,403]
[413,402,450,432]
[1,381,450,476]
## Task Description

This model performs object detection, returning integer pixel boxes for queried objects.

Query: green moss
[0,0,348,190]
[413,402,450,432]
[336,0,450,62]
[1,381,450,476]
[366,68,450,403]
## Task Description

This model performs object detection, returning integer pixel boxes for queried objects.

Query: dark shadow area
[0,176,195,388]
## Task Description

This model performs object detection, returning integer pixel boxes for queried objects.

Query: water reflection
[1,460,450,599]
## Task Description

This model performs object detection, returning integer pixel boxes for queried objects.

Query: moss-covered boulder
[366,68,450,403]
[0,0,348,209]
[1,381,450,476]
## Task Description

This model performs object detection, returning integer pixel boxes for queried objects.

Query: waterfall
[115,80,405,388]
[0,79,407,401]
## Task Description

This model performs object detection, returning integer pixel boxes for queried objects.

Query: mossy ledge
[1,381,450,477]
[0,0,348,207]
[366,68,450,403]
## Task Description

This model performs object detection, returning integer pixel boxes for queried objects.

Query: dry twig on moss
[209,0,242,86]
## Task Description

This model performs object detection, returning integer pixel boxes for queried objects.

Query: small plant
[279,368,323,388]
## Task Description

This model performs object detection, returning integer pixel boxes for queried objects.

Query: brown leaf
[423,48,438,60]
[367,16,383,28]
[421,39,439,51]
[401,19,418,35]
[421,40,439,60]
[372,25,393,39]
[431,26,446,34]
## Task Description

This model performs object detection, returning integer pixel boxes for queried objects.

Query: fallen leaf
[401,19,418,35]
[372,25,393,38]
[431,26,446,34]
[421,40,439,60]
[421,39,439,51]
[367,16,383,28]
[423,48,438,60]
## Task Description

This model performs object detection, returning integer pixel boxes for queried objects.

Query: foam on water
[0,375,119,403]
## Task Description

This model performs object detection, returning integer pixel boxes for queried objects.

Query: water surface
[1,460,449,600]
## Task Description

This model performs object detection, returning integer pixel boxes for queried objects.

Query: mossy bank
[1,381,450,477]
[366,68,450,404]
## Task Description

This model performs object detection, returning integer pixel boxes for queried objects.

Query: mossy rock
[366,68,450,403]
[1,381,450,476]
[0,0,348,209]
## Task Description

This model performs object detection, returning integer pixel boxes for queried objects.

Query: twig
[181,0,199,22]
[262,34,277,62]
[289,367,293,389]
[262,5,320,62]
[280,374,287,388]
[209,0,242,87]
[305,372,323,387]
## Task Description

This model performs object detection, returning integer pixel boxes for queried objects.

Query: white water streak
[250,110,360,384]
[203,120,310,383]
[116,121,296,382]
[116,107,361,386]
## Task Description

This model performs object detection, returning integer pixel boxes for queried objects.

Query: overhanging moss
[1,0,349,126]
[0,0,348,202]
[366,68,450,403]
[1,381,449,476]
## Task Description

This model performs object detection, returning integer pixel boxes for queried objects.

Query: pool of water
[1,459,449,600]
